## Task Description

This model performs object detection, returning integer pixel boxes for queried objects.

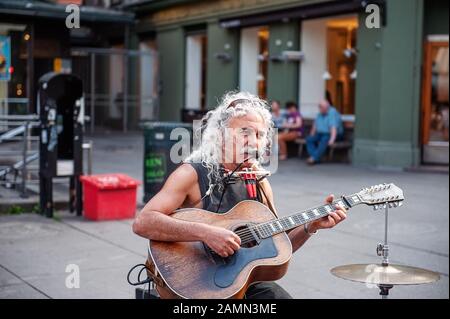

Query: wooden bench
[295,119,354,162]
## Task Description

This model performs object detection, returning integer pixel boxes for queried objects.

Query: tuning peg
[374,205,379,210]
[383,203,387,209]
[388,203,393,208]
[398,202,403,207]
[393,202,398,207]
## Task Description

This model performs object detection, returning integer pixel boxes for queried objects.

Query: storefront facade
[126,0,448,169]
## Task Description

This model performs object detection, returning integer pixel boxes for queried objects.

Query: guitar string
[238,207,351,245]
[233,201,348,243]
[233,217,310,242]
[238,216,319,245]
[237,199,347,237]
[233,212,324,237]
[220,199,385,251]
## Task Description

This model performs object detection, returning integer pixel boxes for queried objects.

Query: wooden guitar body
[148,200,292,299]
[146,183,406,299]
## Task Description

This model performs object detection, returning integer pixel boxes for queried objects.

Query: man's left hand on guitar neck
[287,194,347,253]
[307,194,347,234]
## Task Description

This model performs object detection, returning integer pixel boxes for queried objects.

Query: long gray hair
[185,91,274,190]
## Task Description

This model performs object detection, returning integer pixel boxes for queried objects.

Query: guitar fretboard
[251,195,359,239]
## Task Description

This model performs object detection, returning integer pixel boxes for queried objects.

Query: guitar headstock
[355,183,405,210]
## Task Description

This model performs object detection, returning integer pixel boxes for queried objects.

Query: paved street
[0,133,448,299]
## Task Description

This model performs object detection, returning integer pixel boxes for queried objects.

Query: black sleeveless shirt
[187,162,263,213]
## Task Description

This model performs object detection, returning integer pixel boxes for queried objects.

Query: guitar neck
[254,193,363,239]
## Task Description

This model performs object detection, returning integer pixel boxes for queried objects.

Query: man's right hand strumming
[202,225,241,258]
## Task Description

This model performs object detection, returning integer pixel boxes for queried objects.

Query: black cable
[215,158,249,213]
[127,264,152,286]
[215,182,228,213]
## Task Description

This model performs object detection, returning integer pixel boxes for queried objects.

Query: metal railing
[84,93,158,133]
[0,114,95,197]
[0,115,40,198]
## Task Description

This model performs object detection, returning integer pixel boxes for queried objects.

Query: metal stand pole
[378,284,393,299]
[376,204,392,299]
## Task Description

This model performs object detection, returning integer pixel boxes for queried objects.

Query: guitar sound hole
[234,225,258,248]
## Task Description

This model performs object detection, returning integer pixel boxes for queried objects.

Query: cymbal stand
[376,203,393,299]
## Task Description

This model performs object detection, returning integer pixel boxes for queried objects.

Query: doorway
[299,15,358,119]
[185,33,207,110]
[239,26,269,99]
[421,36,449,165]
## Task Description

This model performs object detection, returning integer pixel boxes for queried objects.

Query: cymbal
[330,264,440,285]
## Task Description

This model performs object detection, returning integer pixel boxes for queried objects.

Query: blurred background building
[0,0,448,169]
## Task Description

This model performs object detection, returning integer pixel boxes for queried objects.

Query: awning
[0,0,135,24]
[219,0,385,28]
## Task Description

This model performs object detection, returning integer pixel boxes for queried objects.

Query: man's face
[271,102,280,113]
[222,112,267,167]
[319,101,329,114]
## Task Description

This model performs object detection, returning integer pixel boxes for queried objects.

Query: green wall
[267,21,300,107]
[151,0,449,169]
[424,0,449,36]
[206,22,240,108]
[157,27,185,121]
[353,0,424,168]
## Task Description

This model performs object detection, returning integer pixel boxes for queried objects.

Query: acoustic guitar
[147,183,404,299]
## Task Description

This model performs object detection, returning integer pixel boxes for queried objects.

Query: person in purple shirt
[277,101,303,160]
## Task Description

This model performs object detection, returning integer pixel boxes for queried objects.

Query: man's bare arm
[310,123,316,136]
[328,126,337,145]
[132,164,209,242]
[132,164,241,257]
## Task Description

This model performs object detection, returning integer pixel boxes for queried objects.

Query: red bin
[80,174,141,221]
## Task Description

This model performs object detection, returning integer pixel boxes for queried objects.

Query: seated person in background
[270,100,285,156]
[306,100,344,165]
[278,101,303,161]
[271,100,285,129]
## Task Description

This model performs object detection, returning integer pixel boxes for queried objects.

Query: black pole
[69,176,75,213]
[76,178,82,216]
[26,23,35,114]
[44,177,53,218]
